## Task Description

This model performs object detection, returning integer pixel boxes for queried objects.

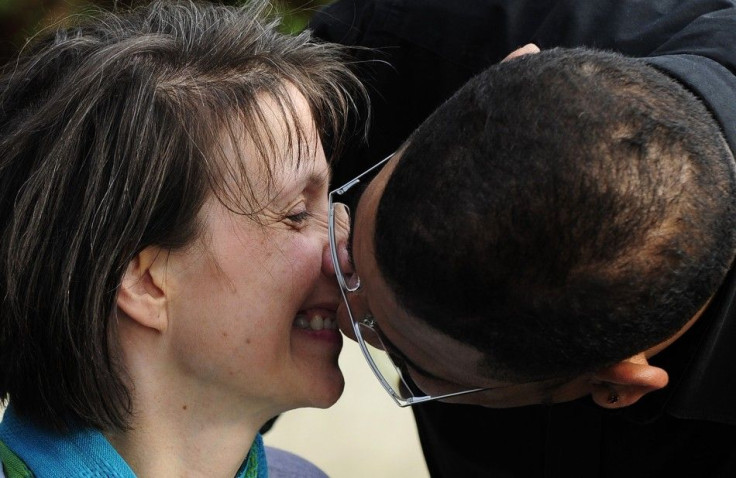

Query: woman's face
[162,87,343,418]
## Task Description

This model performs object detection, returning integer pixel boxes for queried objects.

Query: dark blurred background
[0,0,334,67]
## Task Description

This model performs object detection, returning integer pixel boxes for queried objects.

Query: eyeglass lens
[356,321,420,401]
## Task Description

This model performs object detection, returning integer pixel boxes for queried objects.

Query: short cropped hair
[0,0,365,431]
[375,47,736,382]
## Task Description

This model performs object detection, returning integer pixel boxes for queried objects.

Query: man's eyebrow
[375,325,446,382]
[347,224,356,266]
[345,181,371,267]
[400,355,446,382]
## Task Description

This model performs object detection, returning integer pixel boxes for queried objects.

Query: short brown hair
[0,0,366,431]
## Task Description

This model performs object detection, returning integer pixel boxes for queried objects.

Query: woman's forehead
[214,86,325,201]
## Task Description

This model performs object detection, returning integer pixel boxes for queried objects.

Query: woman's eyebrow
[303,164,331,191]
[312,167,331,188]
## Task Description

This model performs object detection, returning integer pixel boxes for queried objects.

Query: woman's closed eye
[285,210,312,224]
[282,203,315,229]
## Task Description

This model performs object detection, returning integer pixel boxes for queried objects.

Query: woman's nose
[323,203,354,278]
[322,241,337,277]
[322,227,354,278]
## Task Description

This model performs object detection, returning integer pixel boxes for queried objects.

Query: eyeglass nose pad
[332,237,361,291]
[331,203,356,279]
[336,240,353,274]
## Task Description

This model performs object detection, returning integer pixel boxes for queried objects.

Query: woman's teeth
[294,314,337,331]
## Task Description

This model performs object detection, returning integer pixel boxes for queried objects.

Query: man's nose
[336,291,371,342]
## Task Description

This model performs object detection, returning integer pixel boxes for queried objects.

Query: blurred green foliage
[0,0,334,66]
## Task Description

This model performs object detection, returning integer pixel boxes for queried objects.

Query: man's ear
[590,354,669,409]
[117,246,168,332]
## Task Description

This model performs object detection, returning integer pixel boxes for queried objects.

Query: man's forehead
[348,151,402,262]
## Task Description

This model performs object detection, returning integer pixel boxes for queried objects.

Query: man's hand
[503,43,541,61]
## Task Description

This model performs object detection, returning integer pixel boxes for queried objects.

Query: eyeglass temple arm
[334,178,360,195]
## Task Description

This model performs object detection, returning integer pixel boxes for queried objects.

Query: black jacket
[310,1,736,476]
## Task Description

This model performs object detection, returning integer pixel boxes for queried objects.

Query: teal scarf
[0,404,267,478]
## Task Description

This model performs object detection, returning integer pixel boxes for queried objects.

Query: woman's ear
[590,354,669,409]
[117,246,169,332]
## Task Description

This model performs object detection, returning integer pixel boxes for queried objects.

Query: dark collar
[616,265,736,425]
